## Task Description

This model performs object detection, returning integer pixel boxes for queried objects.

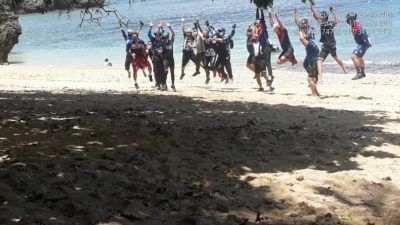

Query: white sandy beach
[0,65,399,224]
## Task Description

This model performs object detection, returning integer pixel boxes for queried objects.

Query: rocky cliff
[17,0,106,14]
[0,2,22,64]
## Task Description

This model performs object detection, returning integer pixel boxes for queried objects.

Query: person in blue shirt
[294,9,320,96]
[120,21,152,84]
[148,21,167,91]
[129,30,149,89]
[346,12,372,80]
[254,8,274,89]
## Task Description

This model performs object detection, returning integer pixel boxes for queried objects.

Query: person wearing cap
[161,22,176,91]
[294,9,320,96]
[180,17,197,80]
[310,3,348,79]
[269,8,297,66]
[346,12,372,80]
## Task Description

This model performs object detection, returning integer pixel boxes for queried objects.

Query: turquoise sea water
[9,0,400,73]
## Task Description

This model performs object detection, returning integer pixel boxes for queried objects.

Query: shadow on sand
[0,91,399,224]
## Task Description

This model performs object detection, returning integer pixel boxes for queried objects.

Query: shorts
[182,50,196,67]
[254,56,267,74]
[353,44,369,58]
[278,46,294,59]
[132,56,150,72]
[318,44,337,60]
[164,57,175,68]
[247,54,255,65]
[304,56,318,82]
[125,54,133,71]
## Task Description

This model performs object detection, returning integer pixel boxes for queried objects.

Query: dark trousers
[263,45,273,77]
[153,59,166,86]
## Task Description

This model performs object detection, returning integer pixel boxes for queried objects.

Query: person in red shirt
[269,8,297,66]
[346,12,372,80]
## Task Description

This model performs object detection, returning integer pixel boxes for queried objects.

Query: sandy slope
[0,65,399,225]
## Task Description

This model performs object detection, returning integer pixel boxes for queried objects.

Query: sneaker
[171,85,176,91]
[149,75,153,82]
[205,78,210,84]
[352,73,366,80]
[258,87,265,92]
[268,86,275,92]
[162,84,168,91]
[192,71,200,77]
[180,73,186,80]
[134,83,139,89]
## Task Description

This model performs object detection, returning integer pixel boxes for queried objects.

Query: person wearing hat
[346,12,372,80]
[309,3,348,79]
[180,17,197,80]
[294,9,320,97]
[268,8,297,66]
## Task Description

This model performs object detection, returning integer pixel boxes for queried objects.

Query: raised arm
[310,4,321,23]
[196,18,203,33]
[268,8,274,27]
[228,24,236,39]
[293,8,301,27]
[119,22,128,41]
[166,23,175,41]
[148,21,155,42]
[331,7,339,26]
[137,21,144,34]
[256,8,260,20]
[260,8,265,23]
[156,22,162,41]
[181,17,186,34]
[299,30,309,46]
[275,10,284,28]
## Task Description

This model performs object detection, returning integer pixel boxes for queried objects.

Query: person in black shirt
[180,17,197,80]
[214,25,236,84]
[310,4,348,79]
[161,22,176,91]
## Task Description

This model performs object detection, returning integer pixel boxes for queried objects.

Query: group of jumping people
[120,18,236,91]
[245,0,371,96]
[121,0,371,96]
